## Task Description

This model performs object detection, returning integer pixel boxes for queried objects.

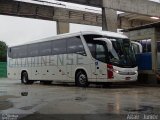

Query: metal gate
[0,62,7,78]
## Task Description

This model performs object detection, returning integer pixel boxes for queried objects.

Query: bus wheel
[21,72,33,84]
[76,71,88,87]
[157,80,160,84]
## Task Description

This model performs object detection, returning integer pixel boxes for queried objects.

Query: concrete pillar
[57,21,69,34]
[102,7,117,32]
[151,28,158,72]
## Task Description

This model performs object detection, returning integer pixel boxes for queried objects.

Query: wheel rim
[79,74,87,85]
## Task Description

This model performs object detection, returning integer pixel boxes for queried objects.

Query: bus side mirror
[131,41,142,53]
[93,38,113,52]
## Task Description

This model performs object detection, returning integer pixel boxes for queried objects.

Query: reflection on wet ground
[0,78,160,120]
[0,96,13,110]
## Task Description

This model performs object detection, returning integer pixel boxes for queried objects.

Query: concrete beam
[1,0,159,31]
[0,0,102,26]
[57,0,160,17]
[55,0,102,7]
[103,0,160,17]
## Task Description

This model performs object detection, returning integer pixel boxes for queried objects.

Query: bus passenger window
[39,41,52,56]
[67,36,85,55]
[52,39,67,55]
[28,43,39,57]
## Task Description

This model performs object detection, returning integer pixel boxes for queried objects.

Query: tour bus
[7,31,141,87]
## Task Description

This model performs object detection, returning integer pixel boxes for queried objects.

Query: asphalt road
[0,78,160,120]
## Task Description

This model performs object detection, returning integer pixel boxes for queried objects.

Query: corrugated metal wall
[0,62,7,78]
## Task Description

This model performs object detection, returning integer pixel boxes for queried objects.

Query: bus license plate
[125,77,131,80]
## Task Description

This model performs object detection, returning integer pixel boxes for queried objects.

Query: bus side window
[52,39,67,55]
[28,43,39,57]
[39,41,52,56]
[19,45,27,58]
[12,47,20,58]
[67,36,86,55]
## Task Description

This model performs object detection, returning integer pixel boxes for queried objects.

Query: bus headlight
[115,70,119,74]
[135,71,138,74]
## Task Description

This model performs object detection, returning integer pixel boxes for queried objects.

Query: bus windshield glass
[108,38,136,67]
[84,35,136,68]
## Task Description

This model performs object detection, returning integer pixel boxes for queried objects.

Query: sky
[0,15,102,46]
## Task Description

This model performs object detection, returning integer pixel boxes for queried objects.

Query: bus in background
[8,31,139,87]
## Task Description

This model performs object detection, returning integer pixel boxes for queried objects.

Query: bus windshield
[84,35,136,68]
[108,38,136,67]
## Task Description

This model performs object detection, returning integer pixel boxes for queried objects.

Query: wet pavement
[0,78,160,120]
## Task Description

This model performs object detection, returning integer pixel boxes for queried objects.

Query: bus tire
[21,72,33,84]
[157,80,160,84]
[76,71,89,87]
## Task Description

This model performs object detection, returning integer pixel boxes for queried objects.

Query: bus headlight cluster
[135,71,138,74]
[115,70,119,74]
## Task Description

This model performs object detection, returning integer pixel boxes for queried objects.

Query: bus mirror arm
[93,38,113,52]
[131,41,142,53]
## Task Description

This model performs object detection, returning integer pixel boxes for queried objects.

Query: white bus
[7,31,139,87]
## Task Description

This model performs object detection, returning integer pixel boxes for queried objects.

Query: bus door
[86,40,107,81]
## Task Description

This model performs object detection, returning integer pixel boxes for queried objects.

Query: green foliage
[0,41,7,62]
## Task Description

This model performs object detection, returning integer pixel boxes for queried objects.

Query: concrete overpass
[0,0,102,34]
[57,0,160,17]
[57,0,160,32]
[0,0,160,33]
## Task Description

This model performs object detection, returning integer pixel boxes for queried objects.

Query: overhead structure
[57,0,160,17]
[118,13,160,29]
[57,0,160,32]
[0,0,160,33]
[54,0,102,7]
[0,0,102,34]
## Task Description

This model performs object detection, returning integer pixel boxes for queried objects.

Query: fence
[0,62,7,78]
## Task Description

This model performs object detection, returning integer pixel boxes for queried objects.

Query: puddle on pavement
[20,106,34,110]
[124,105,154,113]
[75,96,87,101]
[0,95,17,110]
[0,101,13,110]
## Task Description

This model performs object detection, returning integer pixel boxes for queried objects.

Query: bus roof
[10,31,128,47]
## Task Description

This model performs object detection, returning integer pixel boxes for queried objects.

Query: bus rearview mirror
[131,41,142,53]
[93,38,113,52]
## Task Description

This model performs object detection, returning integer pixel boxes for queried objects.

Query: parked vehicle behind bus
[8,31,139,87]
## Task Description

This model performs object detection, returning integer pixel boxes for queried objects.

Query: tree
[0,41,7,62]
